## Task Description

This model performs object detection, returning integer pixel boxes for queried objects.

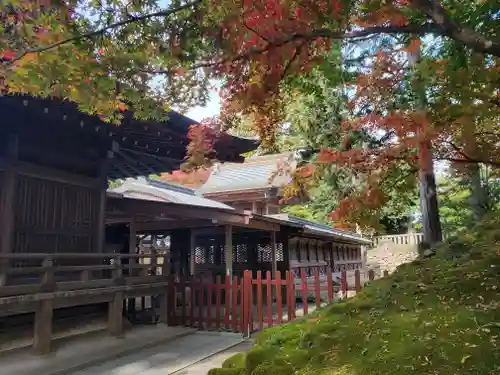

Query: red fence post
[286,271,294,321]
[256,271,263,331]
[215,275,221,330]
[207,279,213,329]
[243,270,252,336]
[300,271,308,316]
[341,270,347,297]
[326,266,333,303]
[354,270,361,292]
[224,275,231,330]
[276,271,283,324]
[266,271,273,328]
[314,268,321,309]
[232,275,239,332]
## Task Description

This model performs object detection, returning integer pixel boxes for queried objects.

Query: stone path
[1,325,195,375]
[173,340,253,375]
[70,331,245,375]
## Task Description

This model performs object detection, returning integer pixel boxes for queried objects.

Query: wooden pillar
[0,135,19,255]
[189,229,196,276]
[281,228,290,272]
[129,217,137,255]
[33,255,54,354]
[34,299,53,354]
[108,291,124,336]
[225,225,233,278]
[95,153,111,253]
[263,202,269,215]
[270,231,277,278]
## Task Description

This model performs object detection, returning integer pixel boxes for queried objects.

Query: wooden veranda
[0,94,258,354]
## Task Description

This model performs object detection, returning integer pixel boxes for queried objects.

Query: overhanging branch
[412,0,500,57]
[4,0,202,65]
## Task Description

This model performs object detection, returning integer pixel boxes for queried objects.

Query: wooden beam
[238,219,280,232]
[110,157,134,178]
[0,135,18,255]
[134,219,214,232]
[118,149,157,175]
[0,159,101,188]
[270,231,277,278]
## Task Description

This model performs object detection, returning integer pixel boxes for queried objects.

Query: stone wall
[366,235,420,275]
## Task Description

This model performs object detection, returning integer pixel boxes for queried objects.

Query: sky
[185,88,221,122]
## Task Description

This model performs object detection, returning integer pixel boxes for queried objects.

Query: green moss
[222,353,246,369]
[207,368,243,375]
[211,217,500,375]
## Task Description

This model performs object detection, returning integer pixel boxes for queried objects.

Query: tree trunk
[466,162,489,220]
[410,40,443,248]
[418,141,443,247]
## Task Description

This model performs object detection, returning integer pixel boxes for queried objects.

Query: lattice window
[220,245,226,264]
[276,243,284,262]
[234,244,248,263]
[194,246,206,264]
[207,245,216,264]
[257,244,272,263]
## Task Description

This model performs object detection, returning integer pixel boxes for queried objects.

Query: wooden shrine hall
[0,94,370,355]
[0,94,258,353]
[109,178,371,282]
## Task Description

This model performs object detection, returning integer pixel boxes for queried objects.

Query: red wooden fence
[166,267,377,335]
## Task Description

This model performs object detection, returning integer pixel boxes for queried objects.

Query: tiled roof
[266,214,372,245]
[198,152,296,194]
[108,177,235,210]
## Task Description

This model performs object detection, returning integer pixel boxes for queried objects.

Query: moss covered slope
[209,218,500,375]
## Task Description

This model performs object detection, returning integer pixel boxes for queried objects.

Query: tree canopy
[1,0,498,234]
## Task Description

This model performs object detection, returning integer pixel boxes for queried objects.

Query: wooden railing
[0,252,171,355]
[0,252,168,296]
[373,233,424,246]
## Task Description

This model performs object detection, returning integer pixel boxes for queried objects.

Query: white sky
[185,88,221,121]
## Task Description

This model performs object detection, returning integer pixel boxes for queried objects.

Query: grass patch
[209,217,500,375]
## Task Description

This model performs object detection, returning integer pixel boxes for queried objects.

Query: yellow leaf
[461,355,471,364]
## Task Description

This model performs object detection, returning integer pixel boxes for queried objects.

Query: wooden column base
[108,292,124,336]
[33,299,53,355]
[158,291,169,324]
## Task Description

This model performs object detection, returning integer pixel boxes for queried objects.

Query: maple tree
[0,0,498,121]
[1,0,498,243]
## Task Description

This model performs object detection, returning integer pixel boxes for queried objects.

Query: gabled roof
[198,152,296,194]
[0,95,259,179]
[108,177,234,210]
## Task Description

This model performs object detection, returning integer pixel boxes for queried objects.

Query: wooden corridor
[0,249,380,355]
